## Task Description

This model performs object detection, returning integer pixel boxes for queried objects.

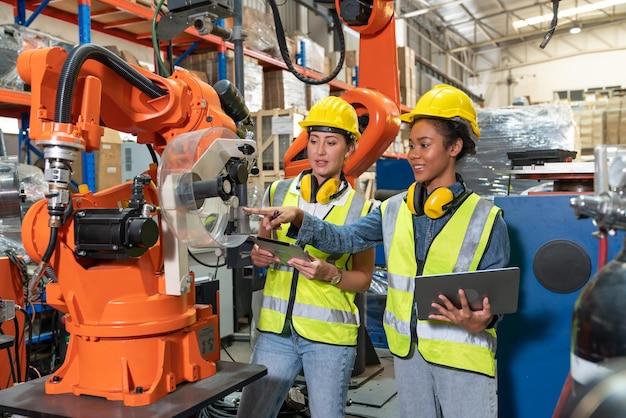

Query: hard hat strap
[307,126,355,142]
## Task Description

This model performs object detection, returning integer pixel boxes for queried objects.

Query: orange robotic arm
[283,0,401,183]
[16,44,237,155]
[16,44,257,406]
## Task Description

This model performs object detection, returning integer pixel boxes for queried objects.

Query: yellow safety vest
[258,178,372,346]
[380,192,501,376]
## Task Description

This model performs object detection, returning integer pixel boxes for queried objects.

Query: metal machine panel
[495,194,621,418]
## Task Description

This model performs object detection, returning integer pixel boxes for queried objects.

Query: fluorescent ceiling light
[513,0,626,29]
[399,9,429,19]
[570,24,582,34]
[398,0,465,20]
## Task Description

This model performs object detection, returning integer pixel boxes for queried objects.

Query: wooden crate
[250,108,306,179]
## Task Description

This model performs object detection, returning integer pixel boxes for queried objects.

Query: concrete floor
[218,327,398,418]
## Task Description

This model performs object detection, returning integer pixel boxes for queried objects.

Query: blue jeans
[237,327,356,418]
[394,344,497,418]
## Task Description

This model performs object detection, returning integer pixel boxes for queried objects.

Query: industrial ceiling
[396,0,626,73]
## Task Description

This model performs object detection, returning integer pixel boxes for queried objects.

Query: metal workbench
[0,361,266,418]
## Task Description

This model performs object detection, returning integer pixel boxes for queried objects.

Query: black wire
[188,249,227,268]
[16,307,32,382]
[205,401,237,417]
[4,250,28,382]
[266,0,346,85]
[50,309,61,372]
[4,250,28,285]
[11,316,21,382]
[146,144,159,164]
[540,0,560,49]
[221,344,236,362]
[5,342,17,387]
[0,329,17,386]
[26,308,32,381]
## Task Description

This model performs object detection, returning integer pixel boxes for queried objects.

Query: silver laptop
[414,267,520,320]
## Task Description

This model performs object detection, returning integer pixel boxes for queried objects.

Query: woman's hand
[428,289,494,333]
[243,206,304,230]
[249,243,280,267]
[288,253,336,283]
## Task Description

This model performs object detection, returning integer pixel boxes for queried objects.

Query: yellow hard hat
[299,96,361,141]
[400,84,480,142]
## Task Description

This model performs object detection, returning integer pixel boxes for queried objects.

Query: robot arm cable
[267,0,346,85]
[55,44,168,123]
[540,0,559,49]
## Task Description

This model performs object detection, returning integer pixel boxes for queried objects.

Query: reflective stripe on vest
[258,178,371,345]
[423,195,498,274]
[381,192,501,376]
[380,194,417,355]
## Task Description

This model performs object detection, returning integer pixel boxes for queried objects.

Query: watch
[330,268,343,285]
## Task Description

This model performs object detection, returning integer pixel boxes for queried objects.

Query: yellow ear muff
[299,173,315,202]
[406,182,421,215]
[299,174,342,204]
[423,187,455,219]
[315,177,341,204]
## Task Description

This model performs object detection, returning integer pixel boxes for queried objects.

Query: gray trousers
[394,343,497,418]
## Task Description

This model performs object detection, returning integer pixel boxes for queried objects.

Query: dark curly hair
[425,117,476,160]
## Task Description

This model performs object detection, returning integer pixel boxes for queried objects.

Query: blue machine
[495,194,621,418]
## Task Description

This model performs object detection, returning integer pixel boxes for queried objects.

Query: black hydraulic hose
[267,0,345,85]
[55,44,168,123]
[41,227,58,264]
[146,144,159,164]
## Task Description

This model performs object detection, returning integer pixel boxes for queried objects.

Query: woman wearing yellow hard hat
[246,84,511,418]
[237,95,375,418]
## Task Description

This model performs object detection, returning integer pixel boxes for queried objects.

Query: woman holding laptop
[245,84,511,418]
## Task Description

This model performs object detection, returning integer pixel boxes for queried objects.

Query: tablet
[414,267,520,320]
[250,235,310,264]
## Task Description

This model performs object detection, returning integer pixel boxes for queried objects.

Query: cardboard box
[397,46,416,70]
[307,83,331,110]
[345,50,358,68]
[397,46,416,101]
[262,70,307,111]
[250,108,306,175]
[66,128,122,192]
[326,51,346,83]
[605,108,620,145]
[326,51,360,86]
[181,51,264,112]
[96,128,122,191]
[243,6,279,56]
[289,33,326,74]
